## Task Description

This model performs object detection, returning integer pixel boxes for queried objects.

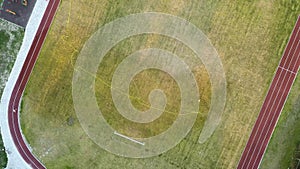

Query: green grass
[0,131,7,169]
[20,0,300,168]
[0,30,10,50]
[258,1,300,168]
[0,0,3,9]
[93,34,209,138]
[0,19,24,169]
[261,76,300,169]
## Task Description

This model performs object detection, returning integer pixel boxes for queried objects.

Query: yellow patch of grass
[20,0,300,168]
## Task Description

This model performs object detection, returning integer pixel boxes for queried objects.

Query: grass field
[0,19,24,169]
[20,0,300,168]
[0,0,3,9]
[0,19,24,95]
[261,71,300,168]
[93,34,210,139]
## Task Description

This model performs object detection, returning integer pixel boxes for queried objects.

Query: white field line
[238,17,300,168]
[249,31,300,169]
[0,1,49,169]
[255,39,300,169]
[114,131,145,146]
[11,2,57,168]
[278,66,296,74]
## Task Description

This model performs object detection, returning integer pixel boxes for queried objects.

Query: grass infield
[20,0,300,168]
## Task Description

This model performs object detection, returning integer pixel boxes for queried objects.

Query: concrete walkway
[0,1,49,168]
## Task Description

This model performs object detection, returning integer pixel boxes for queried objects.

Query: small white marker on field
[114,131,145,146]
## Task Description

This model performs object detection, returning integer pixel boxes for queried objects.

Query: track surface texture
[237,16,300,169]
[7,0,60,168]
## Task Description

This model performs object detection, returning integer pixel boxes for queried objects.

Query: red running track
[237,16,300,169]
[7,0,60,168]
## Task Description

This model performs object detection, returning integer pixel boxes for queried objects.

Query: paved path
[237,16,300,169]
[0,0,59,168]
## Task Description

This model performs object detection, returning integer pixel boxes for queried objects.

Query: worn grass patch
[259,1,300,169]
[93,34,210,139]
[20,0,300,168]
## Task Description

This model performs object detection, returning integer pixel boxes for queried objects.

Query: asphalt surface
[7,0,60,168]
[0,0,36,27]
[237,16,300,169]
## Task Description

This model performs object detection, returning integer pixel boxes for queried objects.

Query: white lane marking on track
[10,1,57,168]
[239,60,286,168]
[239,22,300,168]
[244,41,300,169]
[276,19,300,72]
[246,37,299,167]
[250,42,300,168]
[279,66,296,74]
[281,23,300,68]
[256,57,300,169]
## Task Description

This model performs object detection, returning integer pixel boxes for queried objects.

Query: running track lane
[7,0,60,168]
[237,16,300,169]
